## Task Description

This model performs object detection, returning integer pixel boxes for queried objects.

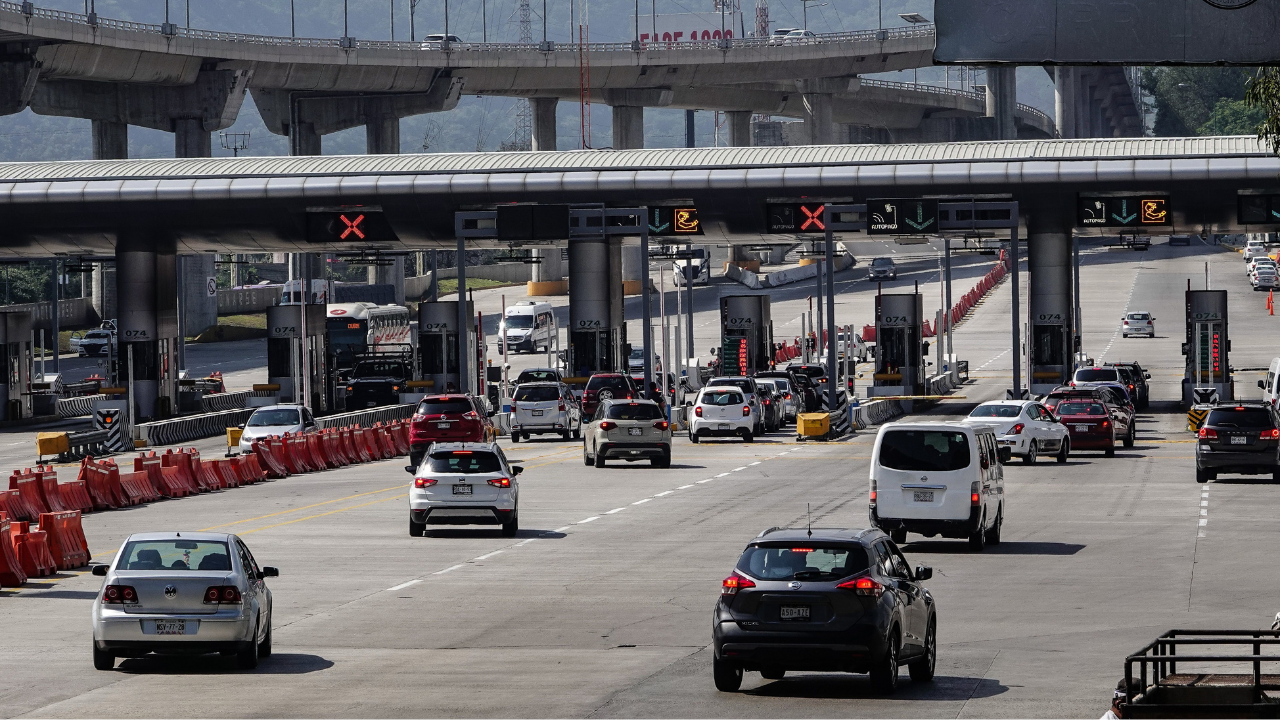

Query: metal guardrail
[63,429,109,459]
[859,78,1054,127]
[138,408,255,447]
[316,404,415,430]
[56,394,106,419]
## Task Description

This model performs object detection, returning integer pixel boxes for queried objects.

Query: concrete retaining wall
[406,263,533,299]
[139,408,256,447]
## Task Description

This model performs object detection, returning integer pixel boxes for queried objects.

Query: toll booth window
[877,328,910,375]
[878,430,972,472]
[123,342,160,381]
[514,386,560,402]
[421,333,459,375]
[267,338,293,377]
[605,403,662,420]
[1032,326,1065,366]
[425,451,501,474]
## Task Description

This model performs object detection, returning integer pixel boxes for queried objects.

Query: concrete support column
[531,248,564,282]
[116,234,178,421]
[984,66,1017,140]
[612,105,645,150]
[1027,210,1075,394]
[173,118,212,158]
[365,113,400,154]
[367,257,406,306]
[92,262,116,323]
[725,110,752,147]
[91,120,128,160]
[1054,67,1076,139]
[802,92,834,145]
[530,97,558,151]
[291,121,321,156]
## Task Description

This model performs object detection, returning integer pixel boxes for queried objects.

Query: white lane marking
[1097,268,1142,362]
[578,516,601,524]
[677,484,694,489]
[433,564,466,575]
[977,348,1010,371]
[732,466,748,472]
[473,550,503,561]
[654,490,674,497]
[715,472,731,477]
[387,578,424,592]
[554,526,572,532]
[1198,518,1208,526]
[1200,500,1208,507]
[605,507,626,514]
[631,498,652,505]
[696,479,713,484]
[749,461,762,466]
[1200,509,1207,516]
[516,538,537,546]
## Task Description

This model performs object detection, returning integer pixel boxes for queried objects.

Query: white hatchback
[962,400,1070,464]
[408,442,521,537]
[510,382,580,442]
[689,387,755,442]
[1121,311,1155,338]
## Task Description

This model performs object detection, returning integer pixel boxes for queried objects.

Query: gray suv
[1195,402,1280,483]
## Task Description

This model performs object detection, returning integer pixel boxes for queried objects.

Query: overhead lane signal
[1077,195,1171,228]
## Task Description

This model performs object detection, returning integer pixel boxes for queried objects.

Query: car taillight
[600,421,617,431]
[414,477,438,488]
[722,573,756,595]
[1261,428,1280,440]
[742,406,751,417]
[971,481,981,506]
[462,411,479,420]
[203,585,242,604]
[836,576,884,597]
[1101,419,1110,428]
[488,477,511,488]
[625,394,633,400]
[510,402,517,411]
[1009,423,1025,435]
[558,403,566,411]
[346,385,354,392]
[785,393,792,399]
[869,478,877,508]
[411,413,426,423]
[1123,320,1129,325]
[102,584,138,605]
[653,421,670,430]
[695,406,703,417]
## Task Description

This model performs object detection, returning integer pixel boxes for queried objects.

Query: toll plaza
[718,295,773,377]
[1183,288,1231,408]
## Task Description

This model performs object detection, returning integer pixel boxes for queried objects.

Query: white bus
[327,302,412,367]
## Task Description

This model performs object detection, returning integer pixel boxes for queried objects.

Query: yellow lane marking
[237,493,408,536]
[198,485,405,531]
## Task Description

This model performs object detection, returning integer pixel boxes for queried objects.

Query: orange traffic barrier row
[9,519,57,578]
[39,510,90,570]
[246,421,411,482]
[0,513,26,587]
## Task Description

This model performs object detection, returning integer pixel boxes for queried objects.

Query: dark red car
[1054,400,1117,456]
[409,394,497,467]
[581,373,638,418]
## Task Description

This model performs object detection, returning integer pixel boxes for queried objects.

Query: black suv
[1106,362,1150,410]
[712,527,936,695]
[1196,402,1280,483]
[344,358,411,411]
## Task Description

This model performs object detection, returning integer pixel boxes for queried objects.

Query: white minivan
[869,422,1008,552]
[501,301,556,354]
[1259,358,1280,408]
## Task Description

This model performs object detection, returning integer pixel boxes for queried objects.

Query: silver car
[510,381,581,442]
[91,532,277,670]
[237,404,318,453]
[583,398,672,468]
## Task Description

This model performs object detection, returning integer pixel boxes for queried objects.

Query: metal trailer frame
[1122,630,1280,718]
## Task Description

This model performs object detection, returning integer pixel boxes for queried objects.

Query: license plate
[452,484,473,495]
[1231,436,1247,445]
[437,422,451,429]
[629,427,643,436]
[913,490,934,503]
[779,606,810,620]
[1075,424,1089,432]
[717,423,730,430]
[532,410,544,417]
[144,620,194,635]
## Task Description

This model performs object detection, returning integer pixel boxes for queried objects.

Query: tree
[1245,68,1280,154]
[1143,67,1254,137]
[1199,98,1265,137]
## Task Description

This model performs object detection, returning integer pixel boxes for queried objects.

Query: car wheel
[92,643,114,671]
[986,507,1003,545]
[1196,467,1210,484]
[1057,438,1070,464]
[511,432,520,443]
[595,450,607,468]
[409,518,426,537]
[1023,442,1037,465]
[908,619,936,683]
[572,426,581,440]
[583,445,593,466]
[869,632,900,695]
[742,431,754,443]
[968,514,987,551]
[501,511,519,538]
[713,655,743,692]
[561,431,570,441]
[522,432,531,442]
[1124,423,1135,448]
[760,668,785,680]
[258,621,272,658]
[237,622,260,670]
[1105,447,1116,458]
[890,528,907,544]
[690,431,700,444]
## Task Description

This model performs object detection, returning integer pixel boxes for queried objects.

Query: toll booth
[418,300,476,395]
[1028,307,1074,396]
[567,236,627,377]
[265,304,328,410]
[871,293,925,397]
[1182,289,1232,408]
[719,295,773,376]
[0,311,32,420]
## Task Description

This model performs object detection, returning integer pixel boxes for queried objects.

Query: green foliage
[1143,67,1254,137]
[1246,68,1280,155]
[1199,99,1266,137]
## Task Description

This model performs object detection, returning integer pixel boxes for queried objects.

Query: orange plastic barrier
[10,520,56,577]
[0,515,26,586]
[253,439,290,479]
[76,458,118,510]
[161,449,201,494]
[353,428,376,463]
[240,454,267,483]
[9,470,49,516]
[58,480,93,514]
[196,459,224,490]
[281,434,308,474]
[214,459,241,488]
[39,510,91,570]
[329,430,351,466]
[34,466,69,514]
[391,422,410,456]
[0,487,42,523]
[370,424,393,459]
[118,470,159,504]
[339,428,360,464]
[137,451,189,498]
[305,434,330,469]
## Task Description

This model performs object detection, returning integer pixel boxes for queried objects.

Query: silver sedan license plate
[717,423,730,430]
[913,490,934,503]
[629,427,643,436]
[532,410,544,416]
[780,606,810,620]
[452,484,473,495]
[1231,436,1247,445]
[144,620,194,635]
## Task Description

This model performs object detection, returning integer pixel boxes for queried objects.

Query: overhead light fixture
[898,12,929,24]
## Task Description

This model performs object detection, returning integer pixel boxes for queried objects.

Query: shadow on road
[117,652,334,675]
[744,672,1008,701]
[904,540,1085,556]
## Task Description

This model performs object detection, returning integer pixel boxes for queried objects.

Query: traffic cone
[1269,289,1275,316]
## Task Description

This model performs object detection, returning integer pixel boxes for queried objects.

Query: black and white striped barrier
[61,429,110,460]
[200,391,251,412]
[57,394,107,419]
[818,390,853,438]
[138,408,256,447]
[316,404,415,430]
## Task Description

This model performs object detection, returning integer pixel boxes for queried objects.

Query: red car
[1054,400,1117,456]
[409,394,497,467]
[581,373,638,418]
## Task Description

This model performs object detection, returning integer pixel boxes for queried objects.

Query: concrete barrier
[138,408,256,447]
[726,255,856,290]
[56,394,107,419]
[200,391,250,412]
[316,404,416,430]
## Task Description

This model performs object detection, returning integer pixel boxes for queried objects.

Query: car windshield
[736,545,870,581]
[969,404,1022,418]
[418,398,473,415]
[120,540,231,571]
[504,315,534,329]
[247,408,300,427]
[1206,408,1275,428]
[605,403,662,420]
[629,348,644,359]
[516,370,558,384]
[872,258,894,266]
[878,430,972,472]
[771,379,791,392]
[514,386,560,402]
[1127,313,1150,320]
[709,378,754,394]
[425,451,502,474]
[352,362,406,378]
[1075,369,1119,382]
[702,391,743,406]
[86,331,111,339]
[1057,402,1107,416]
[586,376,630,392]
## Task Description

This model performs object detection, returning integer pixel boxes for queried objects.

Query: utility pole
[514,0,532,148]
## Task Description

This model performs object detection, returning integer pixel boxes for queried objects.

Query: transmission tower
[513,0,532,150]
[754,0,768,38]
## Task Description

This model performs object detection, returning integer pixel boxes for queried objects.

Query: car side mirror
[511,466,524,475]
[998,446,1012,463]
[92,564,108,576]
[261,566,279,578]
[405,465,417,473]
[238,423,246,430]
[1261,380,1267,389]
[1144,372,1151,379]
[914,565,932,581]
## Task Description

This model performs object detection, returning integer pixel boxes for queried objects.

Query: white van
[869,422,1008,551]
[1260,358,1280,407]
[501,301,556,354]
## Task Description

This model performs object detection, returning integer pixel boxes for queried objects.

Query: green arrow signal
[903,203,935,231]
[1111,199,1137,224]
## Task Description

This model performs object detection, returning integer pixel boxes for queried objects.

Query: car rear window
[586,376,630,392]
[516,370,559,384]
[709,378,754,394]
[1075,369,1119,382]
[605,403,662,420]
[425,451,502,474]
[1207,408,1275,429]
[514,386,559,402]
[736,545,870,581]
[120,540,231,571]
[969,404,1021,418]
[878,430,972,472]
[701,390,744,406]
[1057,402,1107,416]
[1127,313,1149,320]
[247,409,299,427]
[418,398,473,415]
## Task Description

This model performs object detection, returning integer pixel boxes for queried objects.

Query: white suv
[510,382,580,442]
[407,442,521,537]
[705,377,764,435]
[690,387,756,443]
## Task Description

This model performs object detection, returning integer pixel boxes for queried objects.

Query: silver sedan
[91,531,277,670]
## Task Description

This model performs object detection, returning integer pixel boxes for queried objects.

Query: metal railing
[860,78,1055,128]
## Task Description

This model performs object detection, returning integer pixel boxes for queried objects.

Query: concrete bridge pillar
[367,257,406,305]
[291,121,322,156]
[1027,208,1076,395]
[802,93,834,145]
[726,110,752,147]
[531,248,564,282]
[174,118,212,158]
[1054,67,1076,139]
[985,66,1017,140]
[365,113,400,154]
[92,120,128,160]
[612,105,645,150]
[116,234,179,421]
[531,97,558,151]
